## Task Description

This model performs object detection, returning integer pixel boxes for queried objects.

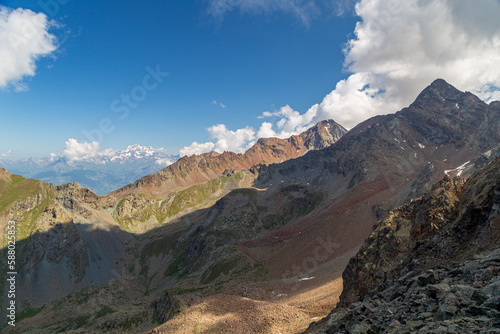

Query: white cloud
[178,124,256,156]
[58,139,106,162]
[155,157,175,166]
[312,0,500,128]
[1,150,12,157]
[256,122,276,138]
[257,105,316,138]
[208,124,255,153]
[180,141,216,157]
[0,6,59,91]
[254,0,500,131]
[181,0,500,156]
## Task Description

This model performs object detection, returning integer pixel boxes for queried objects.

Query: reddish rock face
[109,120,347,198]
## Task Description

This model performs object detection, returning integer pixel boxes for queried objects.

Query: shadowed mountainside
[1,79,499,333]
[307,156,500,333]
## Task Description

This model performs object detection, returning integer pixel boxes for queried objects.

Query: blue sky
[0,0,357,158]
[1,0,499,160]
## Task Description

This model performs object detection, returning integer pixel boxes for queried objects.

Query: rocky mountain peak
[410,78,488,112]
[299,119,347,150]
[416,78,463,102]
[112,119,347,197]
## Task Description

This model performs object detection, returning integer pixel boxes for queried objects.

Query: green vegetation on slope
[113,172,244,230]
[0,174,42,213]
[164,172,244,218]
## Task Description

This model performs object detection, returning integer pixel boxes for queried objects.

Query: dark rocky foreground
[308,157,500,333]
[310,249,500,333]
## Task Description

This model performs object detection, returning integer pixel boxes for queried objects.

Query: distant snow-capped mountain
[0,145,179,195]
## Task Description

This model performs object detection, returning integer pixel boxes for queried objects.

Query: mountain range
[0,79,499,333]
[0,145,179,196]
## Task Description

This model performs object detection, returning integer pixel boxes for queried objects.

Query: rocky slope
[0,169,130,308]
[0,120,346,332]
[111,119,347,197]
[1,80,499,333]
[308,156,500,333]
[104,120,346,234]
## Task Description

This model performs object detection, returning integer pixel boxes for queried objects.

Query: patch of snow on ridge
[299,277,315,281]
[444,161,471,176]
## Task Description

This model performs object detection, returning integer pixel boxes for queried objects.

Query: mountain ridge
[1,79,499,333]
[0,144,180,196]
[110,119,347,197]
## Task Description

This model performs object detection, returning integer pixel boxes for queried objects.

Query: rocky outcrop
[310,249,500,333]
[151,291,186,325]
[310,157,500,333]
[338,176,467,308]
[0,171,130,308]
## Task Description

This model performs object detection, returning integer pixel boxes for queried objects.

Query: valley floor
[147,249,357,334]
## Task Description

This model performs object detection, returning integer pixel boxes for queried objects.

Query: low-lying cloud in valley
[180,0,500,157]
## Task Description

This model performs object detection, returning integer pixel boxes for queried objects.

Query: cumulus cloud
[208,124,255,153]
[259,105,317,138]
[179,124,256,156]
[179,141,216,157]
[182,0,500,156]
[55,139,111,162]
[0,6,59,91]
[155,157,175,166]
[307,0,500,128]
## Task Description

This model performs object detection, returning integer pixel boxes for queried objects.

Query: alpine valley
[0,80,499,333]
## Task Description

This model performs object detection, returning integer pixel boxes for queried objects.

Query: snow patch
[299,277,315,281]
[444,161,471,176]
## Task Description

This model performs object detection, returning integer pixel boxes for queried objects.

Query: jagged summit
[411,78,483,109]
[419,78,462,98]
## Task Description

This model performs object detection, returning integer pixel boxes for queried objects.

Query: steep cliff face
[310,157,500,333]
